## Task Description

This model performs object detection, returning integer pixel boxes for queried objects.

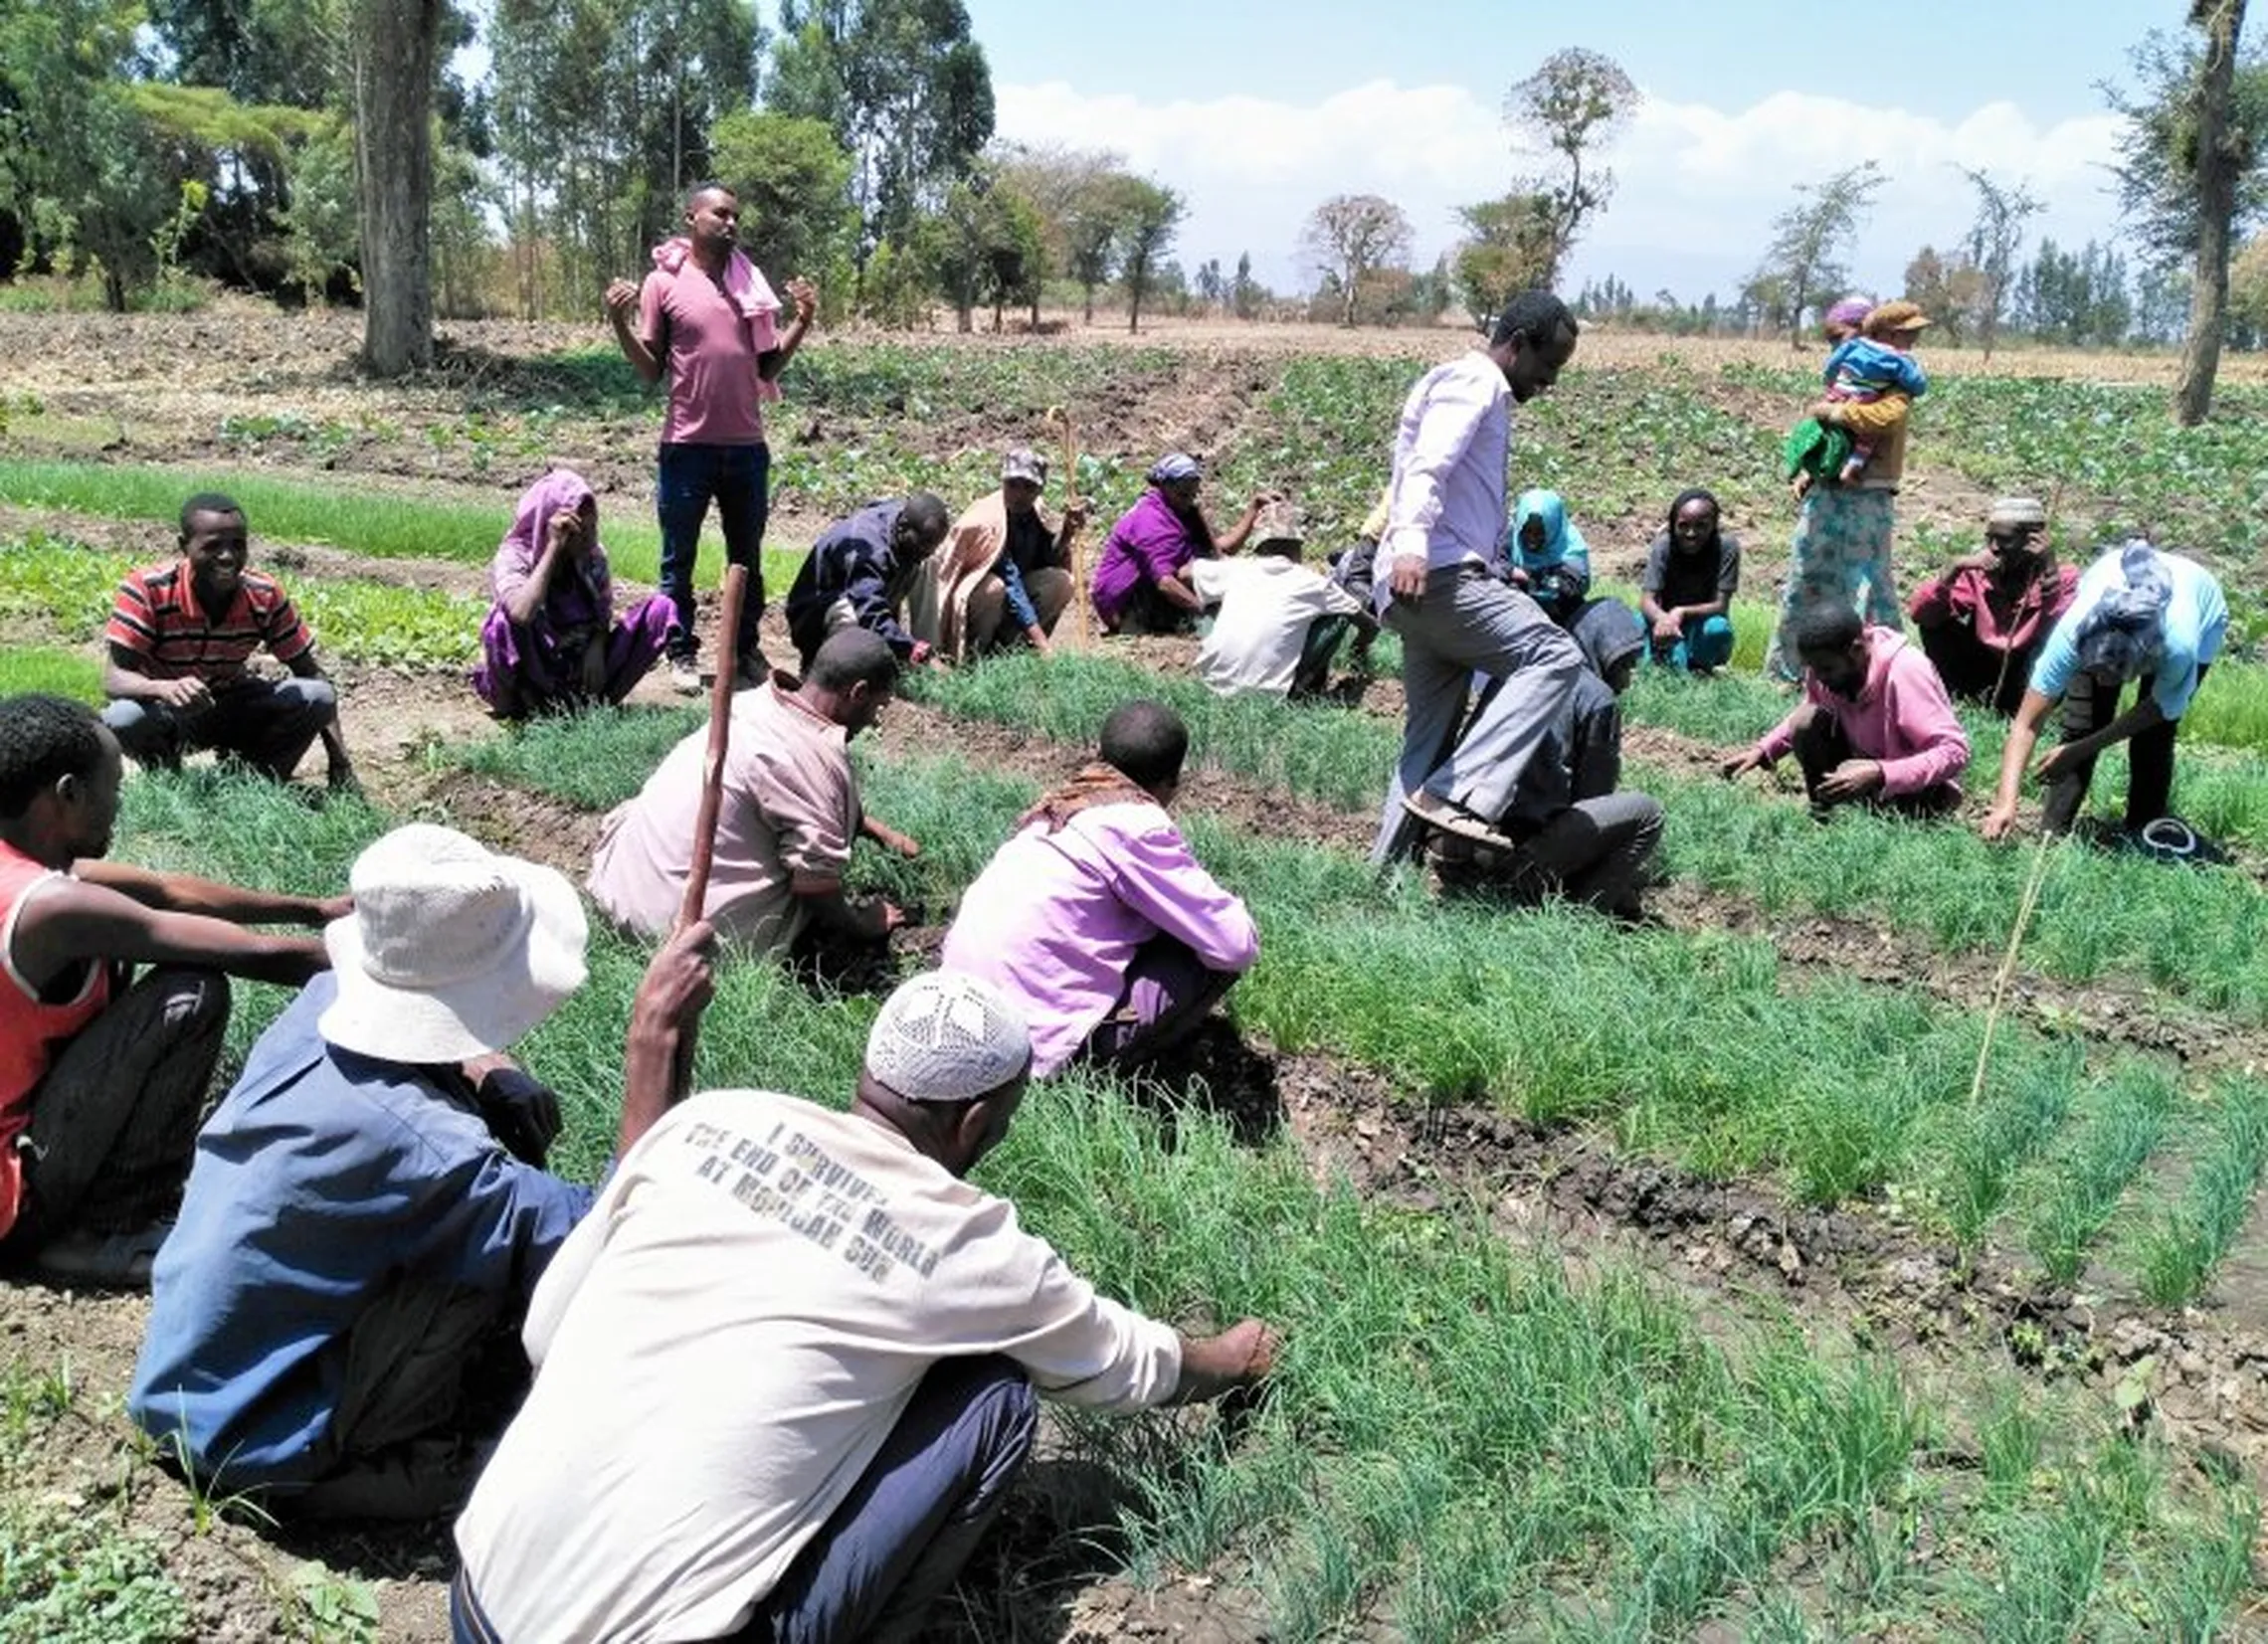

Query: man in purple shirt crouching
[941,700,1257,1077]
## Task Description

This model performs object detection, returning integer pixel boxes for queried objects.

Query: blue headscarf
[2075,539,2172,680]
[1508,489,1589,575]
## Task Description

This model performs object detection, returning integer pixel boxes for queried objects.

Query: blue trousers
[452,1356,1037,1644]
[657,441,770,663]
[1650,613,1735,671]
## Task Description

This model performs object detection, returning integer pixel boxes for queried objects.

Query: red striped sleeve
[104,568,164,654]
[246,575,315,665]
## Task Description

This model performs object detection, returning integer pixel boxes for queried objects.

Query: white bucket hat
[319,823,589,1063]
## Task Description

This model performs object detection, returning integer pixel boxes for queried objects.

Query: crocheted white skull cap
[866,972,1034,1103]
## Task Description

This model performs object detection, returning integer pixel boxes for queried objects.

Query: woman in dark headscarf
[1638,488,1741,671]
[1983,537,2228,843]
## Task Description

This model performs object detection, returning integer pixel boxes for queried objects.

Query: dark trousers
[102,677,336,781]
[4,967,226,1251]
[1080,935,1240,1070]
[1917,621,2036,717]
[450,1356,1037,1644]
[658,441,770,663]
[289,1279,521,1520]
[1293,615,1357,696]
[2039,668,2198,834]
[1791,712,1959,819]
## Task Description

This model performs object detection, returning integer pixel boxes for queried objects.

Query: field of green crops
[3,316,2267,1641]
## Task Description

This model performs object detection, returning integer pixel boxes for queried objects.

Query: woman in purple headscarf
[1089,453,1276,636]
[472,469,675,718]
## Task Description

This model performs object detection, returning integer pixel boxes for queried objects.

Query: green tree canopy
[768,0,994,275]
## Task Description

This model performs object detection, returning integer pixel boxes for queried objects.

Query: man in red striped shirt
[100,494,358,792]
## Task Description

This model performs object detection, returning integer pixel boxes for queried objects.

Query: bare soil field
[6,304,2268,1640]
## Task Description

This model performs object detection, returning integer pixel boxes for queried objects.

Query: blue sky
[957,0,2184,303]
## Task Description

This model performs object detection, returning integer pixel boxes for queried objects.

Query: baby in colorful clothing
[1820,300,1930,482]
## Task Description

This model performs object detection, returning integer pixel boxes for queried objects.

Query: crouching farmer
[101,492,357,791]
[129,823,714,1519]
[1723,606,1969,821]
[1,694,339,1287]
[451,971,1280,1643]
[941,700,1258,1076]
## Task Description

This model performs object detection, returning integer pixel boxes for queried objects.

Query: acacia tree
[1752,160,1885,348]
[1960,166,2043,361]
[1505,47,1638,283]
[994,141,1123,328]
[1112,176,1182,334]
[351,0,439,373]
[1299,193,1412,326]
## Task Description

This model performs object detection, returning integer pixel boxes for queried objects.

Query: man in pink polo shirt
[605,183,818,692]
[1722,605,1970,821]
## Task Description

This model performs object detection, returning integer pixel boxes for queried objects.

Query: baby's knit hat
[866,973,1034,1102]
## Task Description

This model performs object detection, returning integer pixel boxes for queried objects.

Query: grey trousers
[1513,792,1664,916]
[1372,567,1584,862]
[1435,792,1664,918]
[103,675,337,781]
[6,967,228,1250]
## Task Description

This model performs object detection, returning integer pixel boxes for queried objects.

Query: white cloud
[996,77,2131,302]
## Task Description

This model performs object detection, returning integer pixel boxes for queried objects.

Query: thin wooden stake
[1043,405,1091,649]
[1967,831,2056,1112]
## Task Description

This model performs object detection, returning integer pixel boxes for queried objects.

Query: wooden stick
[1044,405,1091,648]
[677,562,750,932]
[1966,831,2056,1112]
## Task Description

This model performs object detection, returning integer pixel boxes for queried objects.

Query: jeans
[1372,567,1583,863]
[449,1357,1037,1644]
[103,676,336,781]
[658,441,770,663]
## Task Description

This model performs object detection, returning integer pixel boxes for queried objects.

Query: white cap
[866,973,1034,1102]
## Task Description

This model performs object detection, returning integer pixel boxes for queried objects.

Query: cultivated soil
[4,307,2267,1640]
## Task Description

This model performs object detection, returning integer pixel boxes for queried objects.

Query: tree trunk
[352,0,440,377]
[2175,0,2247,426]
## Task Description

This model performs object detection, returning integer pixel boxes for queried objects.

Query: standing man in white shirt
[1371,290,1586,863]
[451,972,1280,1644]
